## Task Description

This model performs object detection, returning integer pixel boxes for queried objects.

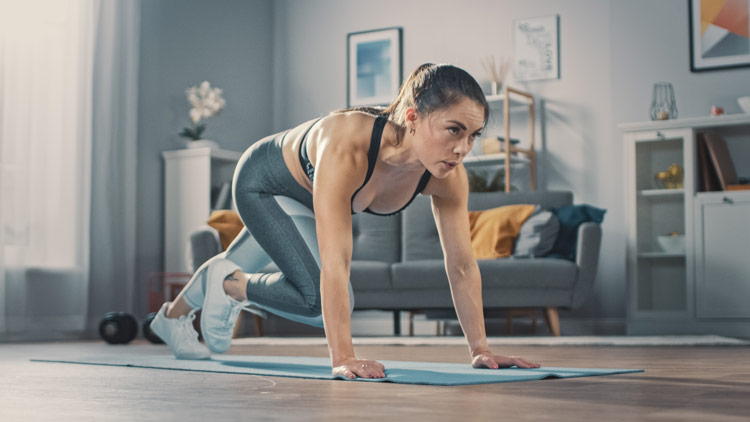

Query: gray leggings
[181,131,354,327]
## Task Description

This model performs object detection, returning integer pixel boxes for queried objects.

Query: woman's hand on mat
[472,353,541,369]
[332,358,386,379]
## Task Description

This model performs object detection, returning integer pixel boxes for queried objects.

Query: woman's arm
[312,115,386,379]
[429,165,540,369]
[429,165,490,357]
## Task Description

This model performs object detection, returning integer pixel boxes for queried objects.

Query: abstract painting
[690,0,750,71]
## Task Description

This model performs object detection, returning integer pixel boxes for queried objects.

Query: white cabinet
[162,147,241,273]
[694,192,750,319]
[623,128,694,319]
[619,114,750,336]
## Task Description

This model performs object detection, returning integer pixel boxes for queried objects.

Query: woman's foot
[150,302,211,360]
[201,259,250,353]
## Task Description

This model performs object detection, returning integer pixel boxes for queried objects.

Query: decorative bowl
[738,96,750,114]
[657,234,685,254]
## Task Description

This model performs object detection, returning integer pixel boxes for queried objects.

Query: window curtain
[87,0,140,331]
[0,0,139,339]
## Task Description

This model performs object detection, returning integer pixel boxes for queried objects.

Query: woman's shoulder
[319,110,379,132]
[315,111,380,148]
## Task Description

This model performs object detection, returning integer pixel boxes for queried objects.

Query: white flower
[189,107,203,124]
[184,81,226,124]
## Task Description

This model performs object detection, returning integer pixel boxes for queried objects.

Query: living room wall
[270,0,750,329]
[271,0,618,324]
[137,0,750,331]
[136,0,274,317]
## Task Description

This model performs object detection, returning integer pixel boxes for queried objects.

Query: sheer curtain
[0,0,95,337]
[87,0,140,331]
[0,0,139,339]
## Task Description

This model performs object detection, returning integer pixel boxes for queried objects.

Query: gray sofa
[189,190,602,336]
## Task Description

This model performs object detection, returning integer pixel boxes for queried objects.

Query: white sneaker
[201,258,249,353]
[150,302,211,360]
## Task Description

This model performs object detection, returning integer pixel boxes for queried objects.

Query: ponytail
[332,63,489,143]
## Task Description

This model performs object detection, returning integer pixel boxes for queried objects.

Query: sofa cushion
[402,191,574,261]
[207,210,244,250]
[350,260,392,291]
[549,204,606,260]
[468,204,536,259]
[391,258,577,290]
[513,206,560,257]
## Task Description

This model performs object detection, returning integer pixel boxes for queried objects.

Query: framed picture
[347,27,402,107]
[690,0,750,72]
[513,15,560,82]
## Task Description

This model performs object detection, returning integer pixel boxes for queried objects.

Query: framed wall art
[513,15,560,82]
[690,0,750,72]
[347,27,402,107]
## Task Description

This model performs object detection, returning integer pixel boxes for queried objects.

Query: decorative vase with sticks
[481,55,510,95]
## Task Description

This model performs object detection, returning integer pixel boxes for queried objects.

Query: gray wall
[136,0,273,316]
[270,0,750,324]
[137,0,750,325]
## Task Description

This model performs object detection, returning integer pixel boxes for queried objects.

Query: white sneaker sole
[151,303,211,360]
[200,259,242,353]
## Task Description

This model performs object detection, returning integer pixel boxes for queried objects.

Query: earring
[409,127,415,135]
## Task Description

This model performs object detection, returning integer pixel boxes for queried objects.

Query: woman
[151,63,540,379]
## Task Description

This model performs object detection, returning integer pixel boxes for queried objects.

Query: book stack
[696,133,750,192]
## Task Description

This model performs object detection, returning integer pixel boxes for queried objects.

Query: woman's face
[412,97,485,178]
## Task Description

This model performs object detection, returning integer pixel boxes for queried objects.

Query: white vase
[186,139,219,150]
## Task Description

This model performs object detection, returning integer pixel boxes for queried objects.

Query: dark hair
[333,63,489,140]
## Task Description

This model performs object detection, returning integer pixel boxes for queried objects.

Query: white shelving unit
[619,114,750,336]
[465,86,536,192]
[162,147,241,273]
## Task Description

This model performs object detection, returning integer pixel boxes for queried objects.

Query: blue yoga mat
[32,355,643,386]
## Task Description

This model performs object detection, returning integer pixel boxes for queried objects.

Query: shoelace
[221,300,252,331]
[179,309,200,342]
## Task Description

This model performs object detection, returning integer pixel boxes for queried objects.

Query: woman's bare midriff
[279,113,430,214]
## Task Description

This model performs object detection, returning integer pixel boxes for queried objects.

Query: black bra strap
[298,118,324,180]
[351,115,387,199]
[415,170,432,194]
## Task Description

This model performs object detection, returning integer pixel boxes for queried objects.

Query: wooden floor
[1,339,749,421]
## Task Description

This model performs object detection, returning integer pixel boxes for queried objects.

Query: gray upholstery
[351,212,401,263]
[187,225,222,273]
[350,261,392,291]
[513,207,560,257]
[402,191,574,261]
[392,258,576,290]
[187,190,602,322]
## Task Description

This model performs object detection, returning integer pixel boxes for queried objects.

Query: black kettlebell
[142,312,164,344]
[99,312,138,344]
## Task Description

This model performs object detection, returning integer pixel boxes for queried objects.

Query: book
[703,133,738,191]
[696,134,721,192]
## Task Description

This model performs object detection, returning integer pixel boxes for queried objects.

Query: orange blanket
[207,210,244,251]
[468,204,536,259]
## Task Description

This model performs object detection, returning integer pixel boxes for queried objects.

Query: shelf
[475,86,536,192]
[638,189,685,198]
[463,152,531,166]
[696,190,750,199]
[638,252,686,259]
[618,113,750,132]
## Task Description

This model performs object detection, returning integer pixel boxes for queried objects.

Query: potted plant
[179,81,226,149]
